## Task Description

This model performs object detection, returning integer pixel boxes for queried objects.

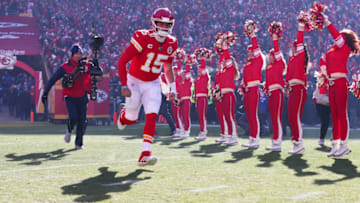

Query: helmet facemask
[152,19,174,37]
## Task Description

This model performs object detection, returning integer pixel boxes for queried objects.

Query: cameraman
[42,44,91,150]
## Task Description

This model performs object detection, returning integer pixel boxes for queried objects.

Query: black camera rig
[62,24,104,101]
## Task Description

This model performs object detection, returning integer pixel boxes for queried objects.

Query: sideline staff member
[42,44,91,149]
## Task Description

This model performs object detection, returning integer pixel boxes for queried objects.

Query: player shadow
[169,140,200,149]
[314,159,360,185]
[315,145,332,152]
[153,137,183,146]
[256,151,281,167]
[224,149,254,163]
[282,154,318,177]
[5,148,77,165]
[61,167,153,202]
[190,143,229,158]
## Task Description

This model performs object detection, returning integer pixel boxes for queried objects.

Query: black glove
[41,94,48,105]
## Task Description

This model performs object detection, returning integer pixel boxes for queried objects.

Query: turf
[0,124,360,202]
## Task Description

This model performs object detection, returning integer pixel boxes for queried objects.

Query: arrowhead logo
[96,89,108,103]
[0,54,17,70]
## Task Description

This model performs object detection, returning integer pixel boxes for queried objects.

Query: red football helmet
[151,8,175,37]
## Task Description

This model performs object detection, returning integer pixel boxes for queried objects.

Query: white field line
[291,191,325,200]
[0,160,135,175]
[102,179,143,186]
[189,185,228,192]
[0,156,186,175]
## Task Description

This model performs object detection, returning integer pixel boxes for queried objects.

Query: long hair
[303,44,311,74]
[269,48,287,75]
[341,29,360,56]
[230,56,240,80]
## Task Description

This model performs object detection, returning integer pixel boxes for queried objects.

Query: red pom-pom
[297,11,314,33]
[244,20,258,37]
[309,1,328,30]
[185,54,197,65]
[224,31,236,45]
[350,73,360,99]
[174,48,186,62]
[268,21,283,38]
[194,48,213,60]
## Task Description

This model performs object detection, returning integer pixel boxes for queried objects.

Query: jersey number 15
[140,53,169,74]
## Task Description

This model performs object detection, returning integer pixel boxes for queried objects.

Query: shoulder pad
[134,29,150,38]
[166,35,177,44]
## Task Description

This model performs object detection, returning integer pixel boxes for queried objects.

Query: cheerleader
[171,63,184,137]
[178,54,194,139]
[194,48,211,141]
[213,61,229,143]
[241,20,264,149]
[215,32,239,145]
[316,8,360,157]
[264,22,287,152]
[285,16,310,154]
[172,49,186,137]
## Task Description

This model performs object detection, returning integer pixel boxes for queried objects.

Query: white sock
[142,142,151,152]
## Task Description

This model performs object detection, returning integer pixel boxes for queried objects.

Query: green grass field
[1,124,360,202]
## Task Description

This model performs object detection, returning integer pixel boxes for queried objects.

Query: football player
[117,8,178,166]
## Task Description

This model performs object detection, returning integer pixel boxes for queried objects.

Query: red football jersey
[118,29,178,86]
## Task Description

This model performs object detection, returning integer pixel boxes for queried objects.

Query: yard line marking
[291,191,325,200]
[0,156,187,175]
[0,160,135,175]
[190,185,228,192]
[102,179,143,186]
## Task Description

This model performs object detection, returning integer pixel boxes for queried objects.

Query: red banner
[48,74,110,120]
[0,15,41,55]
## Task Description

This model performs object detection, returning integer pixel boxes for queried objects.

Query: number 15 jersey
[118,29,178,86]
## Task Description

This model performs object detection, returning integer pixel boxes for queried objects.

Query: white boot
[195,131,207,141]
[172,129,181,138]
[215,134,227,144]
[328,139,340,157]
[242,137,260,149]
[265,139,281,151]
[223,135,238,146]
[288,140,305,154]
[334,141,351,157]
[179,130,190,139]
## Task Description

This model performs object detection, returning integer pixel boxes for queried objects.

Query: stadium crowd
[1,0,360,129]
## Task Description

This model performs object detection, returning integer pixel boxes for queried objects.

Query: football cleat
[138,151,157,166]
[117,113,127,130]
